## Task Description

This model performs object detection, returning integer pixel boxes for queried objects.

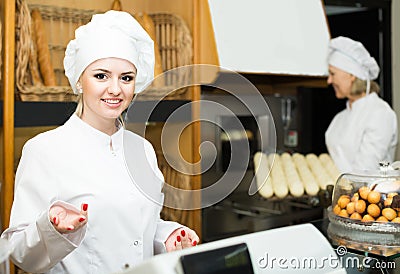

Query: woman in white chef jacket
[1,11,199,274]
[325,36,398,173]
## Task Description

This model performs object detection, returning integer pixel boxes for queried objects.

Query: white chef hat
[64,10,154,94]
[328,36,380,81]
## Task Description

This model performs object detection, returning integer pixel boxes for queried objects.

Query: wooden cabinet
[1,0,16,235]
[1,0,218,241]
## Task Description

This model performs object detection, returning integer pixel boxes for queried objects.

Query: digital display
[179,243,254,274]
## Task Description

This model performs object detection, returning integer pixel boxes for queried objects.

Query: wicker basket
[137,13,193,101]
[15,0,193,102]
[157,152,192,226]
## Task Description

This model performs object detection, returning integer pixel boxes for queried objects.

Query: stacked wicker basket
[15,0,193,102]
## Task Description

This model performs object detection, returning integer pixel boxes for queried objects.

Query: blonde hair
[74,94,84,117]
[351,78,380,95]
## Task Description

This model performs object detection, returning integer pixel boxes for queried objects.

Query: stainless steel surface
[202,187,324,242]
[200,92,323,242]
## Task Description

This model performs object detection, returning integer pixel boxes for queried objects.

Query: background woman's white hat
[328,36,379,81]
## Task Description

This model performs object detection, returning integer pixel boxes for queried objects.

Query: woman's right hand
[49,203,88,234]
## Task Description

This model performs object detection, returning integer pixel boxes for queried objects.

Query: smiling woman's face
[327,65,356,99]
[78,57,137,128]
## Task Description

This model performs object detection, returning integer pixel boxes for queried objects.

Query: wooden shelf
[0,100,192,127]
[1,0,203,243]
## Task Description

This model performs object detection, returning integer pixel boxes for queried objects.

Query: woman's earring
[76,85,83,94]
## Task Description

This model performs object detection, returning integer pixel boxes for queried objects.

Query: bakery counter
[310,218,400,274]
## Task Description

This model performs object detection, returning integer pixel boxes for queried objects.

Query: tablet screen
[179,243,254,274]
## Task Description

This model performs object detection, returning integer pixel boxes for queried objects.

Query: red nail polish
[174,241,176,246]
[53,217,56,224]
[192,240,197,246]
[67,227,72,231]
[181,230,186,237]
[83,204,88,211]
[79,217,85,222]
[177,235,181,242]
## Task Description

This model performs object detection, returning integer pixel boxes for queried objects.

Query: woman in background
[325,36,398,173]
[1,10,198,274]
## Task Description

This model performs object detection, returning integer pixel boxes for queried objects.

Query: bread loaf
[141,13,164,86]
[319,153,341,183]
[111,0,123,11]
[268,153,289,198]
[306,153,333,190]
[281,153,304,197]
[292,153,319,196]
[253,152,274,198]
[141,13,163,76]
[29,21,44,86]
[31,9,56,86]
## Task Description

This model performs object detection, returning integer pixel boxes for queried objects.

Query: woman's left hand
[165,228,200,252]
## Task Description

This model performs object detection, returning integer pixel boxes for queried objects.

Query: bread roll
[31,9,56,86]
[306,153,333,190]
[281,153,304,197]
[267,153,289,198]
[318,153,330,166]
[135,13,164,88]
[111,0,123,11]
[292,153,319,196]
[319,153,341,183]
[253,152,273,198]
[142,13,163,77]
[29,21,43,86]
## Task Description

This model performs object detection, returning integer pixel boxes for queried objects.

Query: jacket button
[133,240,139,246]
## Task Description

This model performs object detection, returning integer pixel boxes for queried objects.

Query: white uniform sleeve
[153,220,183,254]
[0,140,85,273]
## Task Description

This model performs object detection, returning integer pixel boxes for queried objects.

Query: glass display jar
[327,164,400,256]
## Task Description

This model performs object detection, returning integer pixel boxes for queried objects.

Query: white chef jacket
[325,92,398,173]
[1,114,183,274]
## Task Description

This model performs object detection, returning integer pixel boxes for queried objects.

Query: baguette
[111,0,123,11]
[281,153,304,197]
[135,13,165,87]
[141,13,164,86]
[29,20,43,86]
[292,153,319,196]
[31,9,56,86]
[253,152,273,198]
[267,153,289,198]
[319,153,341,183]
[306,153,333,190]
[29,20,44,86]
